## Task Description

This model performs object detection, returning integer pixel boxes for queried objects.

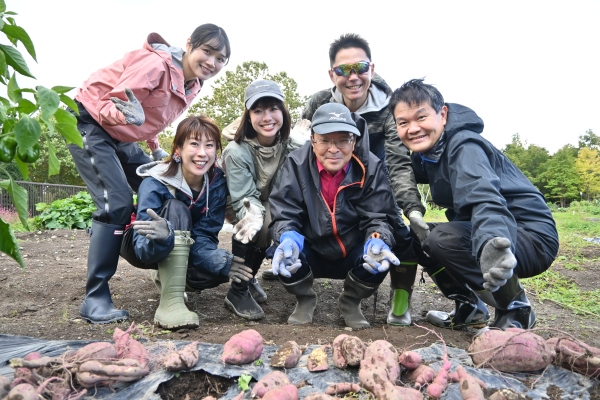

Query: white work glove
[408,210,430,243]
[289,119,312,146]
[271,239,302,278]
[132,209,171,241]
[110,88,145,126]
[480,237,517,292]
[233,198,263,244]
[152,148,169,161]
[362,237,400,274]
[228,256,253,283]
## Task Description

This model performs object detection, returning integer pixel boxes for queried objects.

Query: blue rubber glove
[152,148,169,161]
[271,231,304,278]
[362,237,399,274]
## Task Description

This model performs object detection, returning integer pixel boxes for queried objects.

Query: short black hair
[328,33,371,67]
[389,78,445,115]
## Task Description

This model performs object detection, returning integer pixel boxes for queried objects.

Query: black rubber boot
[425,266,490,330]
[80,221,129,324]
[281,271,317,324]
[224,280,265,320]
[387,262,418,326]
[490,275,536,330]
[338,271,378,329]
[261,269,278,281]
[231,237,267,303]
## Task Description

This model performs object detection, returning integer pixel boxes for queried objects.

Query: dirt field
[1,228,599,399]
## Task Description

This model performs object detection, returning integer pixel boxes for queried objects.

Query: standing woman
[221,80,298,319]
[130,116,252,329]
[68,24,231,324]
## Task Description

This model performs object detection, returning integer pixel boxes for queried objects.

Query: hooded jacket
[269,113,400,260]
[411,103,559,260]
[132,161,233,276]
[301,73,424,217]
[76,33,201,151]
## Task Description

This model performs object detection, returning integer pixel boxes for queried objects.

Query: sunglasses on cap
[331,61,371,77]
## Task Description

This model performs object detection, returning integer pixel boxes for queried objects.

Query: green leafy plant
[237,374,252,391]
[0,0,82,268]
[34,191,94,229]
[254,358,263,366]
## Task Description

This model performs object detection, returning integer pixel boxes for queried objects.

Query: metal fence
[0,181,88,217]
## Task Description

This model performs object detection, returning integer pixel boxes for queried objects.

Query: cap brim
[245,92,285,109]
[313,123,360,136]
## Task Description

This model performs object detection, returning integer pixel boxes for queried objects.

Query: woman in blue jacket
[123,115,254,329]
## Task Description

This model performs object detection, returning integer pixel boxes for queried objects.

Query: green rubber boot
[387,262,418,326]
[154,231,199,329]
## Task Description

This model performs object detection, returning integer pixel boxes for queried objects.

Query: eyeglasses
[331,61,371,77]
[311,137,354,149]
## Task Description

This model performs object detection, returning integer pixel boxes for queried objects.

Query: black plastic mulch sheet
[1,334,598,399]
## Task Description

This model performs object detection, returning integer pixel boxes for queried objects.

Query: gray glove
[233,198,263,244]
[132,209,171,241]
[111,88,145,126]
[152,148,169,161]
[228,256,253,283]
[479,237,517,292]
[408,210,430,243]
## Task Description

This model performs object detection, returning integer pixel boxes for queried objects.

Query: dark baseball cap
[311,103,360,136]
[244,80,285,109]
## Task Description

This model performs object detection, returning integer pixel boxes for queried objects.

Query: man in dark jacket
[264,33,424,326]
[268,103,417,330]
[389,78,559,330]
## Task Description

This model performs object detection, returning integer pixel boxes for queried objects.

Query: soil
[2,228,600,399]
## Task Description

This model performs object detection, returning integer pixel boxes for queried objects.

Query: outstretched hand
[233,198,263,244]
[271,239,302,278]
[111,88,145,126]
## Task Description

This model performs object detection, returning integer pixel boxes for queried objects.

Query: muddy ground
[1,228,599,399]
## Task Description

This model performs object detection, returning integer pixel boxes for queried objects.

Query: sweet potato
[331,334,365,369]
[221,329,264,365]
[303,393,335,400]
[546,337,600,378]
[456,365,485,400]
[426,366,449,399]
[6,383,38,400]
[66,341,117,362]
[324,382,361,395]
[468,328,553,372]
[331,334,349,368]
[113,324,149,367]
[164,341,200,371]
[362,340,400,382]
[262,383,298,400]
[404,364,436,389]
[398,350,422,370]
[307,346,329,372]
[0,375,12,398]
[270,341,303,369]
[251,371,291,398]
[76,359,150,388]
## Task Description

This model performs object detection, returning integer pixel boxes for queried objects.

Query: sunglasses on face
[331,61,371,77]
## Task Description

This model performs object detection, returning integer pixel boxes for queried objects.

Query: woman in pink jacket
[68,24,230,324]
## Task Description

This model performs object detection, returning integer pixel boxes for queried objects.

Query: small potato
[6,383,38,400]
[270,341,303,369]
[262,383,298,400]
[164,341,200,371]
[251,371,291,398]
[307,347,329,372]
[399,350,422,370]
[222,329,264,365]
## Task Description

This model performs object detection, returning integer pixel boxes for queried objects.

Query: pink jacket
[75,33,201,151]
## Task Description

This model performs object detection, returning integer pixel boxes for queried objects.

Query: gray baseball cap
[311,103,360,136]
[244,79,285,109]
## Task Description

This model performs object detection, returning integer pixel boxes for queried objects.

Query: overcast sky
[7,0,600,154]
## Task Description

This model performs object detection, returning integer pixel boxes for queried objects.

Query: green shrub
[34,191,94,229]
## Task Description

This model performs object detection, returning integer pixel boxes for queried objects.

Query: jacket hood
[137,161,195,198]
[351,112,370,163]
[443,103,485,139]
[331,73,392,115]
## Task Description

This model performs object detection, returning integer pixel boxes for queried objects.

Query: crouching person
[389,79,559,330]
[121,116,259,329]
[268,103,416,329]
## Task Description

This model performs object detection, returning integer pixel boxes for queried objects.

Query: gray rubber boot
[80,221,129,324]
[338,271,378,329]
[281,271,317,325]
[154,231,199,329]
[425,266,490,329]
[387,262,418,326]
[490,275,536,330]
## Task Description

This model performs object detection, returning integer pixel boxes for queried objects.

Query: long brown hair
[164,115,222,177]
[234,97,291,144]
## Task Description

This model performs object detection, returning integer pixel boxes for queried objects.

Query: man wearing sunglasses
[268,33,425,328]
[266,103,417,330]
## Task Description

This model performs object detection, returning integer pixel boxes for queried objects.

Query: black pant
[68,102,152,225]
[414,221,556,290]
